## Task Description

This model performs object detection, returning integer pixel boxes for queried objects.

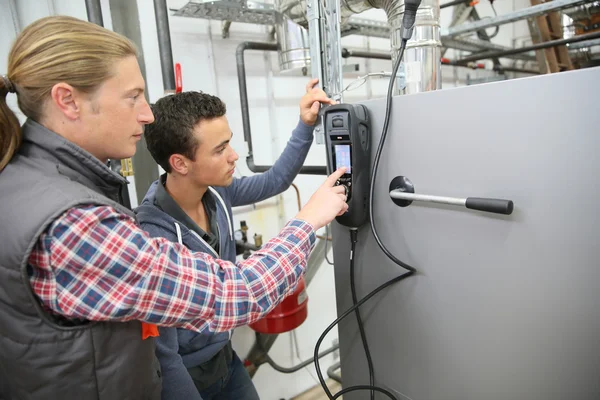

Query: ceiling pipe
[279,0,442,95]
[154,0,176,93]
[341,48,541,73]
[236,42,327,175]
[85,0,104,26]
[342,48,392,60]
[341,0,442,94]
[456,30,600,64]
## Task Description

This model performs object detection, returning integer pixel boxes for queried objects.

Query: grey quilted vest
[0,120,161,400]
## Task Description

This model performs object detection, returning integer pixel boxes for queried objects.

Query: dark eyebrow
[213,132,233,151]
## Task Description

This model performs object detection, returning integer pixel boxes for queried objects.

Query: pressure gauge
[234,230,243,241]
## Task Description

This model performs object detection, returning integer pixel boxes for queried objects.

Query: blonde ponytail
[0,76,20,171]
[1,16,137,171]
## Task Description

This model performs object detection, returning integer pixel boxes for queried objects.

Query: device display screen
[334,144,351,173]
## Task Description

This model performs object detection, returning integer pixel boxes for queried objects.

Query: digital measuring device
[323,104,371,228]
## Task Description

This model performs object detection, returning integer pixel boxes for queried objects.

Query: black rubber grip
[465,197,514,215]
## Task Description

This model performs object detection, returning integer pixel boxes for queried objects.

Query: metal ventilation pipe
[275,0,311,75]
[85,0,104,26]
[341,0,441,94]
[387,0,441,94]
[277,0,441,95]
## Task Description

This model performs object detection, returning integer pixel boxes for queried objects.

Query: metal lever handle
[389,190,514,215]
[465,197,514,215]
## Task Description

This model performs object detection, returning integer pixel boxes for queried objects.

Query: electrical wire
[368,38,417,276]
[349,228,375,400]
[314,268,410,399]
[332,385,397,400]
[487,2,500,39]
[315,4,424,395]
[478,1,500,40]
[324,224,334,265]
[315,36,418,400]
[338,71,394,97]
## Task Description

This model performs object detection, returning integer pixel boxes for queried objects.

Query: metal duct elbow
[341,0,441,94]
[339,0,375,22]
[275,0,311,74]
[276,0,441,94]
[392,0,441,94]
[277,0,309,27]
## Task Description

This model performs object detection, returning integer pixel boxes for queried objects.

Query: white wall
[0,0,538,398]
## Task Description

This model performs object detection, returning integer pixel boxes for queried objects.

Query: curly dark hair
[145,91,227,173]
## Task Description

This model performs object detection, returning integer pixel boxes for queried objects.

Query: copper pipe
[290,183,332,241]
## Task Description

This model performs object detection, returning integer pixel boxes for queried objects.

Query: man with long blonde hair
[0,16,347,399]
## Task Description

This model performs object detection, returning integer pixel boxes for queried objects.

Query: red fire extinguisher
[249,276,308,334]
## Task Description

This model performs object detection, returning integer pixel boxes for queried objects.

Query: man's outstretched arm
[227,78,335,207]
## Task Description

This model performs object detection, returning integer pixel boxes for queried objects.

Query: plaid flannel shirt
[27,205,315,333]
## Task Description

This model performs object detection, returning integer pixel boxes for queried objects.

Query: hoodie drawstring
[175,222,183,245]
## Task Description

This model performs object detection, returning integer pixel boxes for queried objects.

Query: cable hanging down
[314,2,423,398]
[314,37,415,400]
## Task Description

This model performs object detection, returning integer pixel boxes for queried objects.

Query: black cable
[315,3,422,397]
[490,2,499,37]
[314,37,416,400]
[478,1,500,40]
[314,270,411,399]
[349,228,375,400]
[332,385,397,400]
[368,39,417,277]
[324,224,334,266]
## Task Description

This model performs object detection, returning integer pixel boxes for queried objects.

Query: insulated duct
[276,0,441,94]
[275,0,311,75]
[370,0,441,94]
